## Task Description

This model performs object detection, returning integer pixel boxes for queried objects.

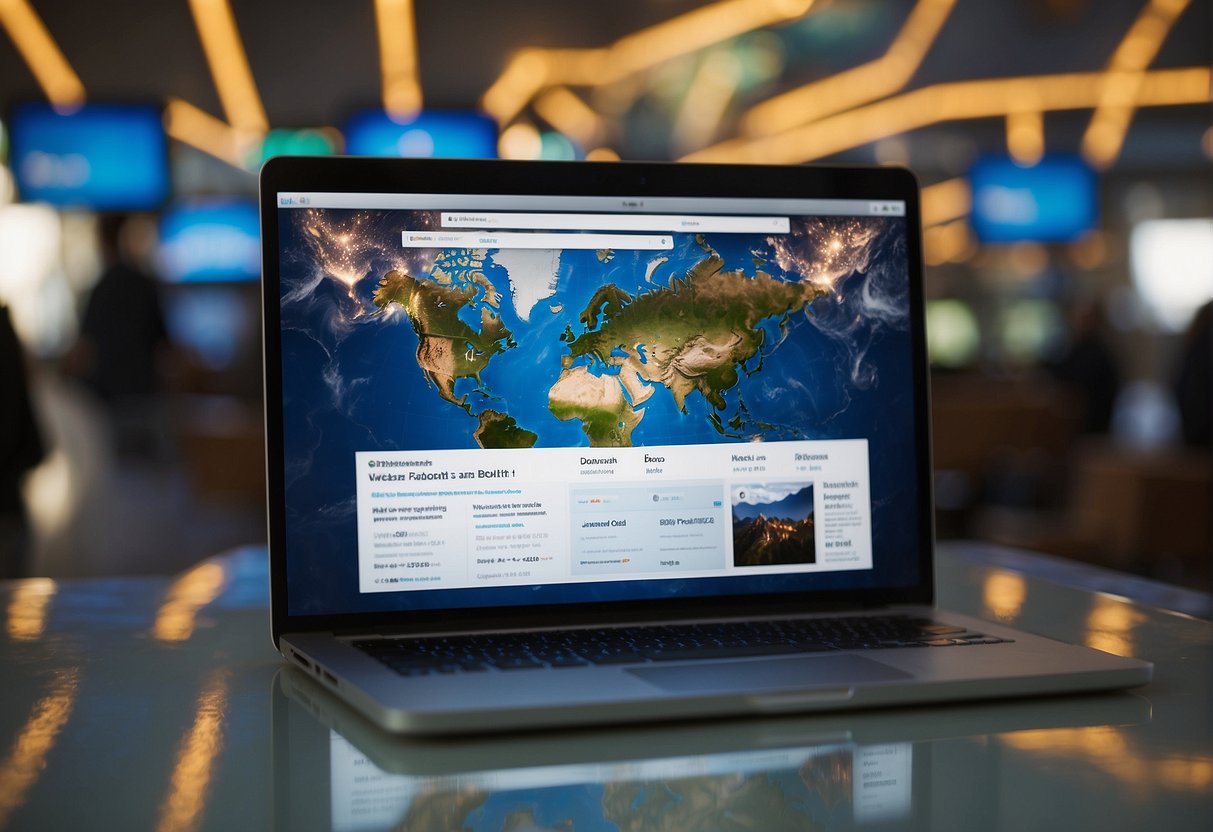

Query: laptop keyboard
[352,615,1012,677]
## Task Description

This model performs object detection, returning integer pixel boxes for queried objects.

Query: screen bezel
[259,156,935,647]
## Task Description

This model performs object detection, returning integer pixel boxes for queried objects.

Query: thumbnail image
[731,483,816,567]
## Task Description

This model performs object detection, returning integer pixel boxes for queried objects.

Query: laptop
[259,156,1151,735]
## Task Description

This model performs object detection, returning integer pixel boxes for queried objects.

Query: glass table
[0,542,1209,830]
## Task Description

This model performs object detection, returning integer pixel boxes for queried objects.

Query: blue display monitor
[969,155,1097,243]
[158,198,261,283]
[7,103,169,210]
[164,285,258,370]
[343,110,498,158]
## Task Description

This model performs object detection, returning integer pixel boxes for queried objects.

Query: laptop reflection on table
[272,666,1151,832]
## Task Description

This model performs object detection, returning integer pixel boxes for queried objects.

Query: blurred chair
[176,395,266,506]
[931,373,1082,539]
[977,443,1211,590]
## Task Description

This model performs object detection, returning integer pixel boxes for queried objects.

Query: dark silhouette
[1046,299,1121,434]
[72,214,170,402]
[66,214,173,457]
[0,305,45,578]
[1174,300,1212,447]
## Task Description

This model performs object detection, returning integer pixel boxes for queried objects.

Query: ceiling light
[188,0,268,133]
[0,0,84,111]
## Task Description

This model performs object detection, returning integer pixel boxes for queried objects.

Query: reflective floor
[20,374,265,578]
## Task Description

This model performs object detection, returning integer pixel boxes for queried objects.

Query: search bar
[441,212,789,234]
[402,231,673,250]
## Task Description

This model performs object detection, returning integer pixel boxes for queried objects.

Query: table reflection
[273,667,1154,832]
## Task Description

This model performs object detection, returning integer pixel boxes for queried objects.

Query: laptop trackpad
[628,654,911,694]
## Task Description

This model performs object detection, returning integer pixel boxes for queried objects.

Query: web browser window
[275,193,917,615]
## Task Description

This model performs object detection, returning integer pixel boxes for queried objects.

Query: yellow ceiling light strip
[742,0,956,137]
[586,146,621,161]
[482,0,816,125]
[923,218,974,266]
[0,0,85,110]
[375,0,423,120]
[1007,109,1045,166]
[1004,80,1045,166]
[684,66,1212,164]
[163,97,258,168]
[188,0,267,133]
[672,50,744,155]
[482,48,551,125]
[602,0,814,83]
[534,87,605,147]
[1082,0,1192,169]
[920,177,971,228]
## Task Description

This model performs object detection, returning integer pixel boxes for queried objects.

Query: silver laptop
[259,157,1151,735]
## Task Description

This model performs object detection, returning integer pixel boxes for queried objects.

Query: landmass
[372,267,513,411]
[566,252,828,414]
[644,255,669,283]
[548,366,644,446]
[579,284,634,331]
[474,409,538,449]
[603,774,823,832]
[491,248,562,322]
[430,248,489,287]
[370,239,831,449]
[396,788,486,832]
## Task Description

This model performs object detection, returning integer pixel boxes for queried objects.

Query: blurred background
[0,0,1209,590]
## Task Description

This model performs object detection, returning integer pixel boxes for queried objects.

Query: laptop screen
[269,169,927,618]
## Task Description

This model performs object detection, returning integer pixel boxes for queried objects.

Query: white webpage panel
[354,440,872,593]
[440,212,790,234]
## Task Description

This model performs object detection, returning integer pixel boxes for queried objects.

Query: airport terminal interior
[0,0,1210,601]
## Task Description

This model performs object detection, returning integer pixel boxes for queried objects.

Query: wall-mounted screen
[969,155,1097,243]
[158,198,261,283]
[8,103,169,210]
[343,110,498,158]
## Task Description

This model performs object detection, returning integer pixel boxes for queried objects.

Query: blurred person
[1174,300,1211,447]
[0,304,46,578]
[1045,297,1121,434]
[65,213,174,457]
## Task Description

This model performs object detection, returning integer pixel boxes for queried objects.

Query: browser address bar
[402,231,672,251]
[441,212,789,234]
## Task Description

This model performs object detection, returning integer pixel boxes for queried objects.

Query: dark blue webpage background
[278,208,921,616]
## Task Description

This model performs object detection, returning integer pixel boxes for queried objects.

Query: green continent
[602,771,825,832]
[372,269,513,411]
[548,366,643,447]
[474,409,538,449]
[579,284,633,331]
[568,254,827,412]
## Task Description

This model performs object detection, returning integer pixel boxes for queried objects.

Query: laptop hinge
[331,602,933,640]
